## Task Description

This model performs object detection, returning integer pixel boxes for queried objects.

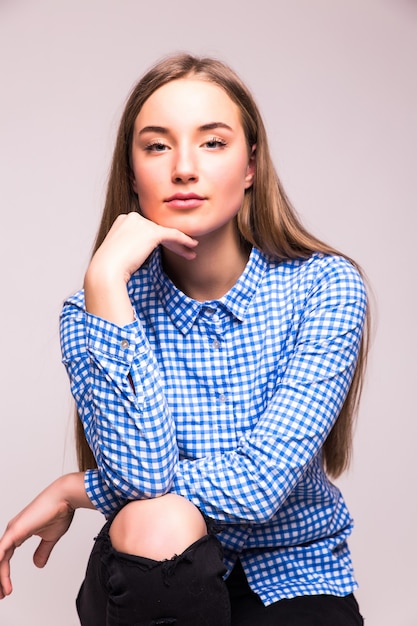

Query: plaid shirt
[60,247,367,605]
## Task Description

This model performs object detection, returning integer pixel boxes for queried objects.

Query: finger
[33,538,57,569]
[161,232,199,260]
[160,227,199,247]
[177,244,198,260]
[162,241,198,260]
[0,553,13,598]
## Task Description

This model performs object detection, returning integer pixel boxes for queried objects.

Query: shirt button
[121,339,129,349]
[212,339,220,350]
[219,394,227,403]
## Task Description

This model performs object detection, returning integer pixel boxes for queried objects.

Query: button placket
[199,306,231,408]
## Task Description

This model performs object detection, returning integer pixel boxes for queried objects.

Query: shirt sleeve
[60,296,179,516]
[169,256,367,524]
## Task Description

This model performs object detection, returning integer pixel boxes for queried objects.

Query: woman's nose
[172,147,198,183]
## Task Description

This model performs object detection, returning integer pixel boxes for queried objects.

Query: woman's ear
[244,144,256,189]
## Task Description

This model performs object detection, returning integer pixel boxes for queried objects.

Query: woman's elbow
[100,462,176,501]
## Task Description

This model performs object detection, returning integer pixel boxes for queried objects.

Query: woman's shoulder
[265,250,362,281]
[262,251,367,305]
[304,252,364,283]
[61,288,85,313]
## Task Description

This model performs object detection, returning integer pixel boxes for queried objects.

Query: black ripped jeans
[76,520,364,626]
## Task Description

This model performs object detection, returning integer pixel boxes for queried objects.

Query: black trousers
[76,521,364,626]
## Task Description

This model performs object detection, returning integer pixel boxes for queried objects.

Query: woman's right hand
[84,212,198,326]
[0,473,93,599]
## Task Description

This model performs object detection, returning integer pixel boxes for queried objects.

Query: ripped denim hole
[161,551,194,586]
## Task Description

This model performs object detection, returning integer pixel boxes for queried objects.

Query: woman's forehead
[136,78,242,129]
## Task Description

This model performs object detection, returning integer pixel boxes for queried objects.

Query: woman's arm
[61,300,180,514]
[0,472,93,599]
[169,256,367,524]
[64,243,366,525]
[1,217,198,594]
[61,213,198,516]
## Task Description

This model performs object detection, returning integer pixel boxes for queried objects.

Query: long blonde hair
[76,53,370,478]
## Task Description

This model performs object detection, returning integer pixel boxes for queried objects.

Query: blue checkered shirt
[60,247,367,605]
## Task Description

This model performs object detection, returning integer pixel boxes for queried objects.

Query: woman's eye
[204,138,226,149]
[145,141,168,152]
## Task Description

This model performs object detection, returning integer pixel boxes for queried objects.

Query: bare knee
[109,494,207,561]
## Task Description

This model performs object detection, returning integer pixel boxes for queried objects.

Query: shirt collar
[149,247,269,335]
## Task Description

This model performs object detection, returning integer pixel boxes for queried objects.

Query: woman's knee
[109,493,208,560]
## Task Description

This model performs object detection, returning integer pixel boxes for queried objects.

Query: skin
[0,77,255,598]
[0,473,92,599]
[85,78,255,322]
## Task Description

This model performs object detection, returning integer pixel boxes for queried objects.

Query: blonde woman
[0,54,368,625]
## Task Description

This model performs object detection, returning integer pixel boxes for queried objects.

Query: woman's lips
[164,194,206,209]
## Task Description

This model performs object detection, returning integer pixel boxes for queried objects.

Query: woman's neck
[162,227,250,302]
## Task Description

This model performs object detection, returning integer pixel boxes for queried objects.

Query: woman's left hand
[0,473,92,598]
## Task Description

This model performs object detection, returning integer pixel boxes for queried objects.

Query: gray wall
[0,1,416,624]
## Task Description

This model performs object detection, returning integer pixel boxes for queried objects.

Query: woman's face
[130,77,255,240]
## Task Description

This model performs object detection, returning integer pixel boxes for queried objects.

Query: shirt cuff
[85,312,150,364]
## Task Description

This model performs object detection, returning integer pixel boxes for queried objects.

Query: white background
[0,1,416,624]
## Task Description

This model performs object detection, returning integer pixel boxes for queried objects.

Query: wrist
[84,262,134,326]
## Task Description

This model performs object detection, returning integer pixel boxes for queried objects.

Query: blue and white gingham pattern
[60,247,367,605]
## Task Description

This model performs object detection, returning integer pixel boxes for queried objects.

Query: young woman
[0,54,368,625]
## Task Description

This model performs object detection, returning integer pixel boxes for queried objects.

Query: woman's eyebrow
[138,122,233,136]
[138,125,168,135]
[198,122,233,132]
